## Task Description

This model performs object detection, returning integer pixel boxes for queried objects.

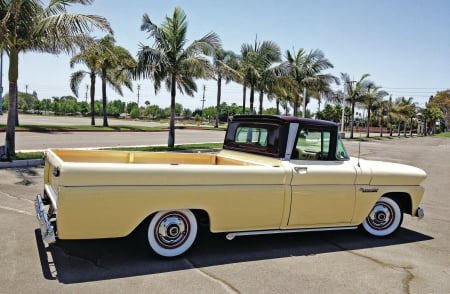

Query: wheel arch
[191,209,211,228]
[133,208,211,235]
[382,192,412,215]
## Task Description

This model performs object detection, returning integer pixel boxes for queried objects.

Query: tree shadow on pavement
[35,226,433,284]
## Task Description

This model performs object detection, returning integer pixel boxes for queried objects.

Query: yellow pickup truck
[35,115,426,257]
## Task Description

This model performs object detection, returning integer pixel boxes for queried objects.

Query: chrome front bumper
[35,194,56,244]
[416,207,424,219]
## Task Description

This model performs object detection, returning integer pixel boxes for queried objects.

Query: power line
[382,87,448,90]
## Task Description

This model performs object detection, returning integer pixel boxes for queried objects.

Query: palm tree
[97,37,135,127]
[135,7,221,147]
[212,48,240,127]
[256,64,280,115]
[70,37,101,126]
[360,81,388,137]
[240,39,280,114]
[104,46,136,124]
[385,95,401,136]
[341,73,371,138]
[308,78,338,113]
[373,99,389,136]
[271,75,297,115]
[0,0,111,157]
[278,49,336,117]
[397,97,417,137]
[70,35,135,126]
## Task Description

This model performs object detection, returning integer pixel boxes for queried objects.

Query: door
[287,127,357,227]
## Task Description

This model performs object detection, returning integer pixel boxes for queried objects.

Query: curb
[0,159,45,169]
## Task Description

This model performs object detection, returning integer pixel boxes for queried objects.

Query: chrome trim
[225,226,358,240]
[294,166,308,173]
[284,123,299,161]
[35,194,56,244]
[360,187,379,193]
[416,207,424,219]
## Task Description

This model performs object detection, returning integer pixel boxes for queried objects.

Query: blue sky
[1,0,449,112]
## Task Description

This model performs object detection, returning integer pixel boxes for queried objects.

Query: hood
[354,158,427,186]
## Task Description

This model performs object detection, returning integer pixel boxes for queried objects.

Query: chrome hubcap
[155,213,189,248]
[367,203,393,230]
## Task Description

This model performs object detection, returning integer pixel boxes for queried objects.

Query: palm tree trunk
[249,85,255,114]
[350,101,355,139]
[403,121,407,137]
[410,117,413,136]
[366,108,371,137]
[215,77,222,128]
[15,101,19,127]
[259,90,264,115]
[90,72,96,126]
[302,87,307,118]
[389,119,393,136]
[5,81,17,159]
[293,95,299,117]
[5,49,19,157]
[168,75,176,147]
[102,73,108,127]
[380,118,383,137]
[242,83,246,114]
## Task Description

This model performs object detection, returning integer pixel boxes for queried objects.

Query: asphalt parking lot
[0,129,449,293]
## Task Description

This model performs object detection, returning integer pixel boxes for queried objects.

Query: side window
[294,128,331,160]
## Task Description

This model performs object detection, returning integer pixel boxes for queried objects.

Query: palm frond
[69,70,87,97]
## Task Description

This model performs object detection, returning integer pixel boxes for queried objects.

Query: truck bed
[49,149,276,166]
[44,149,286,188]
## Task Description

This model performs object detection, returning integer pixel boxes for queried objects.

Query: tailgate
[35,149,63,244]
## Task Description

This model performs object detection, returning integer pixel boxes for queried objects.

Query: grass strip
[0,124,226,132]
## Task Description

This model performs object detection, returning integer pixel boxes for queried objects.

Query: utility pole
[0,49,3,115]
[85,84,89,103]
[201,85,206,113]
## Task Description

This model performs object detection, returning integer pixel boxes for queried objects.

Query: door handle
[294,166,308,173]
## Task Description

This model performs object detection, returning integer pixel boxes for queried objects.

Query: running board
[225,226,358,240]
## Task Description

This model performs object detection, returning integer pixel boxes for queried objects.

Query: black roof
[231,115,338,128]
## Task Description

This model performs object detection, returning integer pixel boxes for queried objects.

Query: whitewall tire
[148,209,198,257]
[362,197,403,237]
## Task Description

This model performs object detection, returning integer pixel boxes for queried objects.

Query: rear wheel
[148,209,197,257]
[362,197,403,237]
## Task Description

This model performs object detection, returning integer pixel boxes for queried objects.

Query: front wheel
[148,209,198,257]
[362,197,403,237]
